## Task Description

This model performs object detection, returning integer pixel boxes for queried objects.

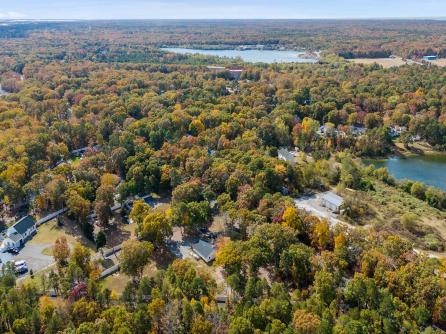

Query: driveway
[294,193,344,226]
[0,243,54,276]
[167,226,199,260]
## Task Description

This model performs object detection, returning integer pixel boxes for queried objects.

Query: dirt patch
[210,214,227,233]
[428,59,446,67]
[348,57,406,68]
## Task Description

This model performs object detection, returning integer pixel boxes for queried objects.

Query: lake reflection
[365,154,446,191]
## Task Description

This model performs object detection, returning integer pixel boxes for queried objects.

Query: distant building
[192,239,216,263]
[319,124,339,137]
[1,216,37,249]
[207,66,226,71]
[71,145,100,158]
[390,125,407,137]
[423,55,437,61]
[206,66,244,80]
[321,192,344,213]
[278,148,298,165]
[228,69,243,80]
[411,134,421,142]
[350,125,366,136]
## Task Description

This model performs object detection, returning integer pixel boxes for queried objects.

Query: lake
[161,48,318,64]
[365,154,446,191]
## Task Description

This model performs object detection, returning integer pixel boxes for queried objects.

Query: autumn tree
[53,237,70,268]
[129,199,151,225]
[120,240,154,280]
[139,211,172,246]
[293,309,321,334]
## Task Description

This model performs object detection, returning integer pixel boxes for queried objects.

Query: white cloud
[0,11,26,19]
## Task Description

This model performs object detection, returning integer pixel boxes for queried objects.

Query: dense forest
[1,20,446,334]
[1,20,446,58]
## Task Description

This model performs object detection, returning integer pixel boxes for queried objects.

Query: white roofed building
[320,192,344,213]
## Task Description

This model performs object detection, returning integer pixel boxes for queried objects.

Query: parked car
[14,260,28,275]
[7,247,19,254]
[15,266,28,275]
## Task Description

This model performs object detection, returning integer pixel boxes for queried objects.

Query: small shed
[192,240,216,263]
[321,192,344,213]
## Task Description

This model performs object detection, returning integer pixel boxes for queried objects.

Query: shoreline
[393,141,446,158]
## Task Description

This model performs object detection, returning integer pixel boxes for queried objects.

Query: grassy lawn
[18,263,57,289]
[18,219,97,283]
[394,141,443,157]
[361,180,446,252]
[348,57,406,68]
[102,261,159,295]
[30,219,95,250]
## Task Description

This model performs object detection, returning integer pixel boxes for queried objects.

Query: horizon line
[2,17,446,22]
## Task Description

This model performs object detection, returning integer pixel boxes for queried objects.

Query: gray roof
[8,232,23,243]
[192,240,215,262]
[278,148,295,163]
[13,216,36,235]
[322,192,344,207]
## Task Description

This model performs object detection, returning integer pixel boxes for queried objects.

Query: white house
[390,125,407,138]
[1,216,37,250]
[321,192,344,213]
[278,148,298,165]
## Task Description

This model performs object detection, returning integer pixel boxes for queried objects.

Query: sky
[0,0,445,20]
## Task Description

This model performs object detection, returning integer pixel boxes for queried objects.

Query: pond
[365,154,446,191]
[161,48,318,64]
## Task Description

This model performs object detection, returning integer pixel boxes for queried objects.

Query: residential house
[192,239,216,263]
[206,66,244,80]
[278,148,298,165]
[390,125,407,138]
[350,125,366,136]
[1,216,37,249]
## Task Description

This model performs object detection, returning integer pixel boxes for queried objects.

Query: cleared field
[428,59,446,67]
[30,218,95,250]
[348,57,406,68]
[362,181,446,253]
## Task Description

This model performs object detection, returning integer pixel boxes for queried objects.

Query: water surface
[161,48,318,64]
[365,154,446,191]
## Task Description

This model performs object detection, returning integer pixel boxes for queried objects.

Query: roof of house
[8,232,23,243]
[278,148,296,162]
[322,192,344,207]
[13,215,36,235]
[207,66,226,70]
[192,240,215,262]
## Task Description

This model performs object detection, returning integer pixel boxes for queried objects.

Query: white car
[14,260,28,274]
[15,260,26,267]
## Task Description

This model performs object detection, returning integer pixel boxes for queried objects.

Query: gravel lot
[0,243,54,276]
[168,226,200,260]
[294,193,344,226]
